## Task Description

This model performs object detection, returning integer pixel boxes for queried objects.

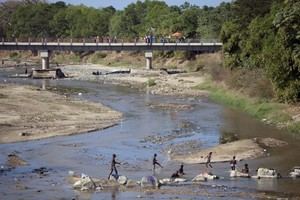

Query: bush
[147,79,156,87]
[208,64,228,82]
[225,68,274,100]
[9,52,19,59]
[89,52,107,64]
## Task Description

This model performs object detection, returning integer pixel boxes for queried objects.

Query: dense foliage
[0,0,230,40]
[221,0,300,102]
[0,0,299,102]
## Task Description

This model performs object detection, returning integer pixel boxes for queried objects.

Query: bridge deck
[0,42,222,52]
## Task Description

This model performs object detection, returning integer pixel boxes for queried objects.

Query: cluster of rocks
[141,127,196,145]
[147,103,193,111]
[230,167,300,179]
[289,167,300,178]
[71,173,160,192]
[70,171,224,192]
[150,84,205,97]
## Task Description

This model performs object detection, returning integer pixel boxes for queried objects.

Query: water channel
[0,67,300,199]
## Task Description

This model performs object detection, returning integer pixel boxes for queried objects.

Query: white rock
[80,186,89,191]
[192,173,218,182]
[73,180,82,188]
[192,175,207,182]
[68,170,75,177]
[290,167,300,178]
[117,175,128,185]
[256,168,278,178]
[230,170,250,178]
[159,178,171,185]
[141,176,159,188]
[173,178,187,183]
[73,173,96,190]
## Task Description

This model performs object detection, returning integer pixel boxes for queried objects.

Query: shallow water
[0,67,300,199]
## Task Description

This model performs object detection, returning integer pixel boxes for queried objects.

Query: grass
[194,80,300,134]
[147,78,157,87]
[288,123,300,134]
[54,53,81,64]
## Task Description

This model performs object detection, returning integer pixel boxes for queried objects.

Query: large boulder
[159,178,187,185]
[73,174,96,191]
[255,168,279,178]
[290,167,300,178]
[230,170,250,178]
[159,178,171,185]
[173,178,187,183]
[192,173,219,182]
[117,175,128,185]
[192,174,207,182]
[140,176,159,188]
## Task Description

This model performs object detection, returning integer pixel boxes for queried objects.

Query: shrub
[147,79,156,87]
[9,52,19,59]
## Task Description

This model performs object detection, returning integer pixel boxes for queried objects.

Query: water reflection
[256,178,278,191]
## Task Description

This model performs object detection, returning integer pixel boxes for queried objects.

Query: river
[0,67,300,200]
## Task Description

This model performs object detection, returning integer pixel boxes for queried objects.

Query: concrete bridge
[0,41,222,69]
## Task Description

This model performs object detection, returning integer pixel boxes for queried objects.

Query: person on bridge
[108,154,121,179]
[153,153,163,173]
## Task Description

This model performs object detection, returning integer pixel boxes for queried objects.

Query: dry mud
[169,138,288,164]
[0,84,122,143]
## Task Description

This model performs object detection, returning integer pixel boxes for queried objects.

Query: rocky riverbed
[61,64,209,97]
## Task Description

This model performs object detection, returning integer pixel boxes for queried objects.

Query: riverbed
[0,66,300,199]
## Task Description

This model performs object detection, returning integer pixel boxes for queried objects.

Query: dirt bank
[62,65,209,97]
[0,84,122,143]
[169,138,288,164]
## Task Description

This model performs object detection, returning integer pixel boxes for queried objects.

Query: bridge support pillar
[40,50,50,70]
[145,51,153,70]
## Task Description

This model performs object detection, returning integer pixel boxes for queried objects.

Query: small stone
[68,171,75,177]
[19,132,30,137]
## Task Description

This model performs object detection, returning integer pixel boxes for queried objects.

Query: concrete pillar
[40,50,50,70]
[145,51,153,70]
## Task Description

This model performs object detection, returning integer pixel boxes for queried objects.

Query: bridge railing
[1,37,221,44]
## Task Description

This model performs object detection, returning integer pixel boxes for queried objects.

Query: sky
[49,0,231,10]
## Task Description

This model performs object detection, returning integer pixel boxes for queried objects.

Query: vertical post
[145,51,153,70]
[40,50,50,70]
